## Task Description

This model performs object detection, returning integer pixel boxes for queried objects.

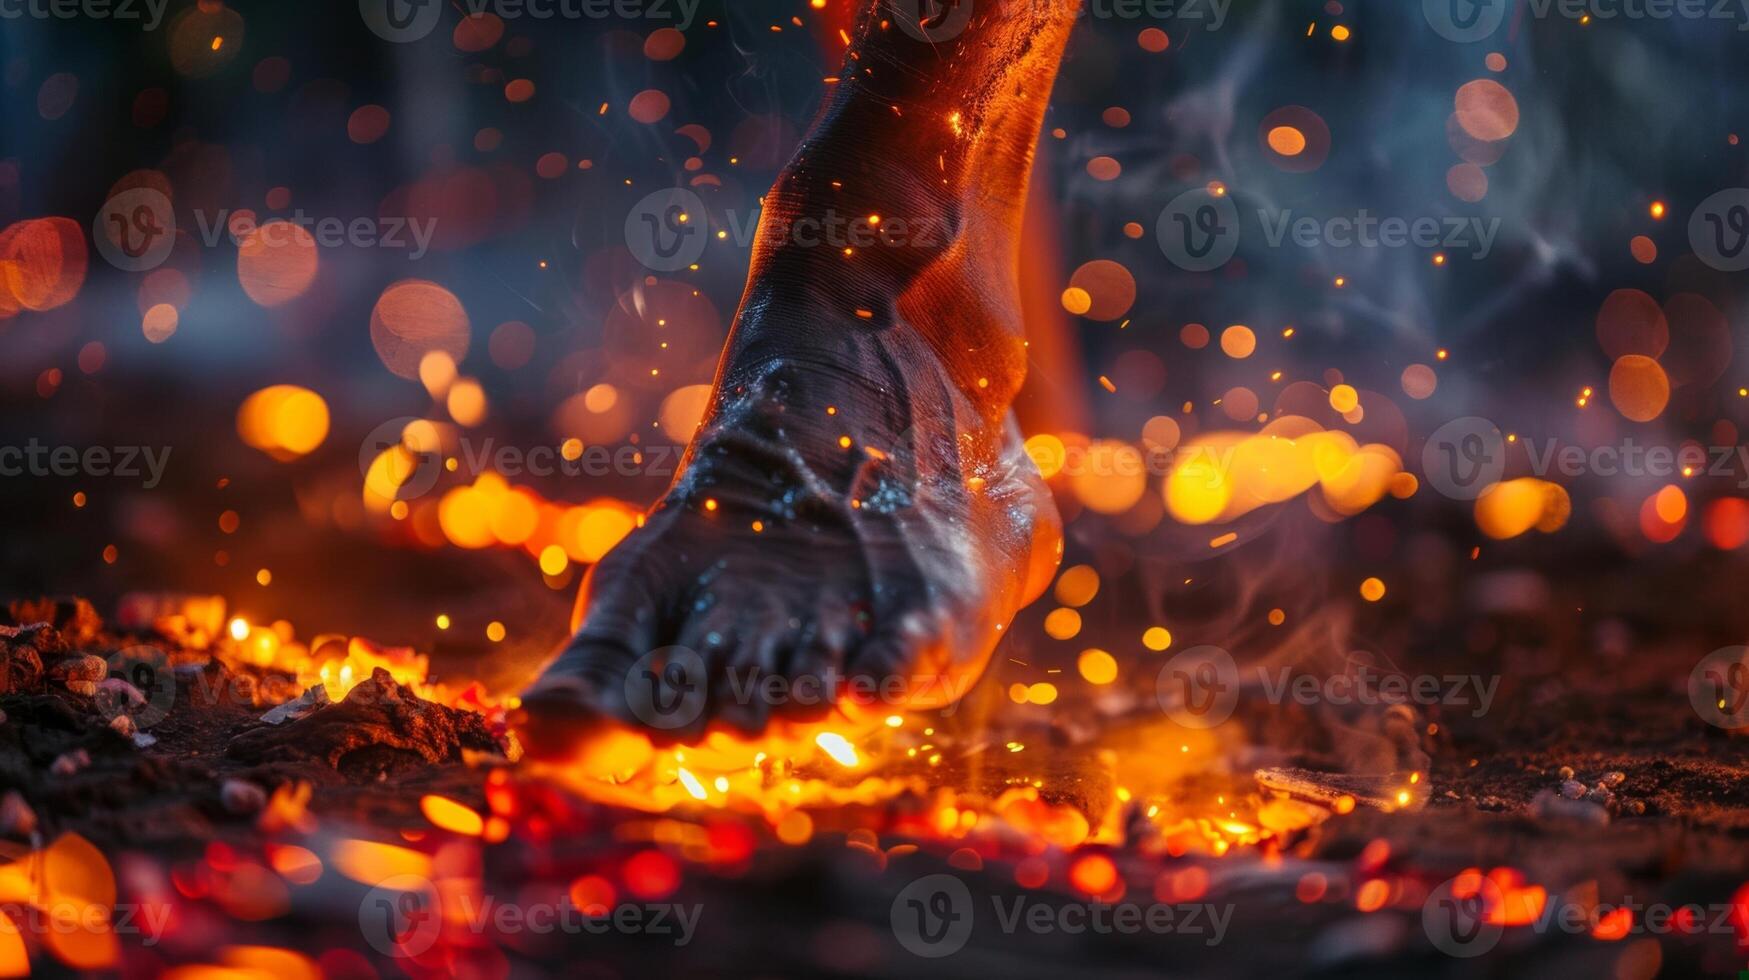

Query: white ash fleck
[261,685,330,725]
[1532,788,1610,826]
[221,779,267,815]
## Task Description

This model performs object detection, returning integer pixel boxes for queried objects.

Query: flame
[330,840,431,885]
[1592,906,1633,940]
[263,845,322,885]
[0,833,120,971]
[1475,478,1569,539]
[0,917,25,978]
[420,795,485,837]
[517,697,1283,865]
[813,732,860,767]
[1164,417,1403,525]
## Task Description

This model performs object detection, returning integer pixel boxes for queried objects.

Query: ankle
[748,145,959,301]
[720,292,1020,435]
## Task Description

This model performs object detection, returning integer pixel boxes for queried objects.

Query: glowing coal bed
[2,590,1747,978]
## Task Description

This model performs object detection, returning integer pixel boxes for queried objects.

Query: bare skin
[521,1,1076,753]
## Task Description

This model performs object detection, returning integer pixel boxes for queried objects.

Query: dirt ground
[2,590,1747,979]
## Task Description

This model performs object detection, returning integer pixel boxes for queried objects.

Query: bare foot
[520,1,1076,753]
